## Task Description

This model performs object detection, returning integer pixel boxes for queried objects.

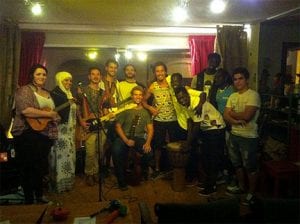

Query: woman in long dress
[49,71,77,193]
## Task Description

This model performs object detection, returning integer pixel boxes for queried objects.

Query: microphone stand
[79,85,107,202]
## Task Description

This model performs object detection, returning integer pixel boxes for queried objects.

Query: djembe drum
[167,141,190,192]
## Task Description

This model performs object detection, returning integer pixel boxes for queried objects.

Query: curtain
[0,22,21,130]
[216,26,248,73]
[18,31,45,86]
[188,35,216,76]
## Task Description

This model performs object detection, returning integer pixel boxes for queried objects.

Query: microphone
[77,81,83,87]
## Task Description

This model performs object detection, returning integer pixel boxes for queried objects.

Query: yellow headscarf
[55,71,73,99]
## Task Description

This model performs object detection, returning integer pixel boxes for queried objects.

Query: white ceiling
[1,0,300,35]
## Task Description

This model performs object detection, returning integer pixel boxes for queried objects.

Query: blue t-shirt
[216,85,234,114]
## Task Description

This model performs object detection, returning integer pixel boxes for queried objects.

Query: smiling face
[124,65,136,79]
[154,65,167,82]
[171,73,183,90]
[106,62,118,78]
[131,89,143,104]
[32,68,47,87]
[61,77,73,90]
[176,90,190,107]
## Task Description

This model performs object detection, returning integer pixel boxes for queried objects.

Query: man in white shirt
[224,67,261,206]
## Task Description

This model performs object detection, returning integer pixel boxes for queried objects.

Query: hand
[80,120,90,131]
[150,106,159,116]
[49,111,59,120]
[143,143,151,153]
[236,119,246,127]
[194,102,203,117]
[126,139,135,147]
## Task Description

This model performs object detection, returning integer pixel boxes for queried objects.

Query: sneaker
[186,179,198,187]
[198,187,217,196]
[197,183,205,190]
[226,185,245,195]
[241,193,255,206]
[36,196,49,204]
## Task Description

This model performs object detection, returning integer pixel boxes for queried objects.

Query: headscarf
[55,71,73,99]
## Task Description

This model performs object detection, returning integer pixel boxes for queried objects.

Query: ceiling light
[87,51,98,60]
[210,0,226,14]
[114,52,120,61]
[124,50,133,60]
[137,52,147,61]
[172,6,188,23]
[31,2,42,16]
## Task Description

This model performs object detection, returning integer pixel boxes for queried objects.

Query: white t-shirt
[226,89,261,138]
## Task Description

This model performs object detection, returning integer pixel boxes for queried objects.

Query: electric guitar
[26,99,75,131]
[77,103,138,140]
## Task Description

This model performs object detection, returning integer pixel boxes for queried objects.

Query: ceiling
[1,0,300,35]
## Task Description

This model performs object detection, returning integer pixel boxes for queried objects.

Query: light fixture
[86,51,98,60]
[210,0,226,14]
[114,52,120,61]
[172,0,189,23]
[31,2,42,15]
[137,52,147,61]
[124,50,133,60]
[24,0,43,16]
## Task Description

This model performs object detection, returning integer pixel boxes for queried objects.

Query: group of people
[11,53,261,207]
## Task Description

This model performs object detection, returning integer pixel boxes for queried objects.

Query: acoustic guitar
[26,100,75,131]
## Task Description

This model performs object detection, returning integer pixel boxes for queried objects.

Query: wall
[247,23,260,90]
[258,22,300,88]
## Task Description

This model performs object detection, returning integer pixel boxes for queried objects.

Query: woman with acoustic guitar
[49,71,77,193]
[12,64,59,204]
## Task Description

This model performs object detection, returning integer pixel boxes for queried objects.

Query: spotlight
[114,53,120,61]
[124,50,133,60]
[137,52,147,61]
[87,51,98,60]
[172,6,188,23]
[210,0,226,14]
[31,2,42,16]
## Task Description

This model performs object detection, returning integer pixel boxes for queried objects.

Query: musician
[118,64,145,102]
[49,71,76,193]
[111,86,153,190]
[101,59,120,175]
[174,86,226,196]
[12,64,59,204]
[77,67,107,186]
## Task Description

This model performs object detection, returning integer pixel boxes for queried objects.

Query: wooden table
[0,201,133,223]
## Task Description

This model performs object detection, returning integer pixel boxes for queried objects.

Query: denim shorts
[228,133,258,172]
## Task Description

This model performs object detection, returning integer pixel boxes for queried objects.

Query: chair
[263,160,299,197]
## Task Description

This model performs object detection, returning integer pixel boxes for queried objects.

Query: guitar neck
[54,101,71,112]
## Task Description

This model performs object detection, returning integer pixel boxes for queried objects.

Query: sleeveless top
[34,92,55,109]
[152,82,177,122]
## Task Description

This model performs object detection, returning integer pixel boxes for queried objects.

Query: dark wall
[258,22,300,88]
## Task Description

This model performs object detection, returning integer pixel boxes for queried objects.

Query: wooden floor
[44,171,250,223]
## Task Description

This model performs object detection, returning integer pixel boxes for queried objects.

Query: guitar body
[26,100,73,131]
[76,103,137,141]
[26,108,52,131]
